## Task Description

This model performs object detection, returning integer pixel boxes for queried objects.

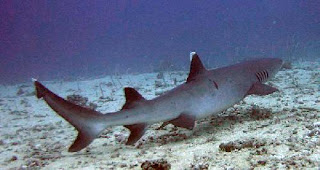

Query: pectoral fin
[124,123,147,145]
[247,82,279,96]
[158,113,196,130]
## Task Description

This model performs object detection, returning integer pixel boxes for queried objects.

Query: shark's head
[262,58,283,72]
[247,58,283,82]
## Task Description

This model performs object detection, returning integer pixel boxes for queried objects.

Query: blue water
[0,0,319,84]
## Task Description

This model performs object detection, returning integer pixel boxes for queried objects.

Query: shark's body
[34,52,283,152]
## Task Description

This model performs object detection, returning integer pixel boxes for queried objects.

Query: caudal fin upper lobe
[34,80,107,152]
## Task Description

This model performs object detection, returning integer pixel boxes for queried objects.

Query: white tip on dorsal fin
[31,78,37,82]
[190,51,197,61]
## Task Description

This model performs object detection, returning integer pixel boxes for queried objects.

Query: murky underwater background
[0,1,320,169]
[0,0,319,84]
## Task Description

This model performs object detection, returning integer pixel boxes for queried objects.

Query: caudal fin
[34,80,107,152]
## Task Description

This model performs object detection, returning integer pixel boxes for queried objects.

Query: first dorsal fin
[122,87,145,110]
[187,52,207,82]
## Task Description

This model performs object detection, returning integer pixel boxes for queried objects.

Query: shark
[34,52,283,152]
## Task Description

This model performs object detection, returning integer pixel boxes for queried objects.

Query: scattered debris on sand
[141,159,171,170]
[67,94,98,110]
[219,138,266,152]
[0,61,319,169]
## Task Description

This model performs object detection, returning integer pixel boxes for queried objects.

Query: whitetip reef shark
[34,52,283,152]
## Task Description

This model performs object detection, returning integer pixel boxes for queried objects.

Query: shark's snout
[252,58,283,79]
[269,58,283,72]
[266,58,283,78]
[273,58,284,69]
[263,58,283,71]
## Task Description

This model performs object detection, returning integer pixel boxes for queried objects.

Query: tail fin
[34,80,106,152]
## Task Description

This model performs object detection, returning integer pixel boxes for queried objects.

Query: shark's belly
[193,86,248,119]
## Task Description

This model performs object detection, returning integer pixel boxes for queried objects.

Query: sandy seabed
[0,61,319,169]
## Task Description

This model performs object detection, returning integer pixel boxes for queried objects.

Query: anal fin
[158,113,196,130]
[124,123,147,145]
[247,82,279,96]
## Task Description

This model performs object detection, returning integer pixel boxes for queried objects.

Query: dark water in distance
[0,0,319,84]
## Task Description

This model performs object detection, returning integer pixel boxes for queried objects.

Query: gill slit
[255,70,269,82]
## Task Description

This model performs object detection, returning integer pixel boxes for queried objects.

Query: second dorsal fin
[121,87,145,110]
[187,52,207,82]
[121,87,147,145]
